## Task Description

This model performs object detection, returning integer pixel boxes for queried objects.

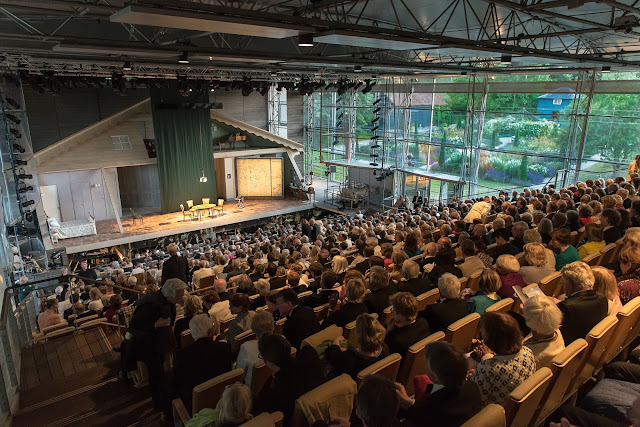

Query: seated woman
[617,247,640,305]
[592,266,623,316]
[331,255,349,285]
[233,274,256,296]
[469,312,536,406]
[174,295,202,348]
[103,294,127,324]
[226,293,255,344]
[187,383,253,427]
[87,287,104,313]
[236,310,274,387]
[495,255,526,299]
[578,204,594,227]
[38,298,61,331]
[324,277,369,328]
[538,218,554,245]
[385,292,430,358]
[519,243,551,285]
[566,210,581,232]
[522,296,565,368]
[403,232,423,258]
[325,313,389,380]
[577,223,606,260]
[468,269,502,315]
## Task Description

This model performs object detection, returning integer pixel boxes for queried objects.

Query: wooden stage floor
[55,197,316,254]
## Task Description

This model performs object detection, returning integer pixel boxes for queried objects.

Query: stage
[54,197,318,254]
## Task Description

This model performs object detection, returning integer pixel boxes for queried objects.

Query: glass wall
[305,71,640,201]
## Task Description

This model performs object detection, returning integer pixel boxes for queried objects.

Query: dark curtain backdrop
[151,97,217,214]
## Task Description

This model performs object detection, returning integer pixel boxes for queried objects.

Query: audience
[559,261,608,344]
[277,288,320,349]
[385,292,430,359]
[618,247,640,304]
[469,312,536,406]
[522,296,565,368]
[38,298,61,330]
[551,229,580,271]
[174,295,202,348]
[236,310,274,387]
[468,269,502,315]
[519,243,552,285]
[495,254,526,299]
[324,277,369,328]
[578,223,606,260]
[325,314,389,379]
[592,266,623,315]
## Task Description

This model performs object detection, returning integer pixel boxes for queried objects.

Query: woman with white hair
[522,296,565,368]
[331,255,349,284]
[421,273,468,332]
[87,287,104,312]
[520,243,551,285]
[495,255,525,299]
[236,310,274,387]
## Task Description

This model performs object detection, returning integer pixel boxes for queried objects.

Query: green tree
[519,155,528,180]
[439,128,447,166]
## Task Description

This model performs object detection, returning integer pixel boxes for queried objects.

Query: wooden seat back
[485,297,514,314]
[291,374,357,427]
[133,272,145,286]
[274,317,286,335]
[458,276,468,290]
[301,325,342,349]
[581,315,619,380]
[534,339,588,425]
[396,331,445,396]
[181,329,195,348]
[416,289,439,311]
[41,322,70,336]
[74,314,99,328]
[240,412,284,427]
[445,312,480,352]
[466,269,483,292]
[505,367,553,427]
[45,326,76,339]
[462,403,506,427]
[356,353,402,386]
[234,329,256,352]
[344,313,378,346]
[220,315,236,335]
[380,305,394,326]
[78,318,107,331]
[603,297,640,364]
[538,272,563,297]
[199,275,216,289]
[313,303,330,322]
[597,243,617,266]
[610,237,625,265]
[583,251,601,266]
[192,368,244,414]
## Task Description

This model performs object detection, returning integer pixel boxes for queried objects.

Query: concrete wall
[24,87,150,153]
[37,168,121,222]
[209,91,268,130]
[117,165,161,209]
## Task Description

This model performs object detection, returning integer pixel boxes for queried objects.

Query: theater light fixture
[198,122,207,183]
[354,65,362,72]
[298,33,314,47]
[123,61,132,71]
[199,172,208,183]
[178,52,189,64]
[602,66,611,72]
[500,54,512,64]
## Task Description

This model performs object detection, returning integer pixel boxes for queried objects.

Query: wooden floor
[20,327,120,392]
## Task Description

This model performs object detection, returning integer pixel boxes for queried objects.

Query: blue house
[537,87,576,120]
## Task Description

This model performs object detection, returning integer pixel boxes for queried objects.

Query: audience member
[277,288,320,349]
[236,310,274,387]
[226,293,255,344]
[495,254,526,299]
[522,296,565,368]
[550,229,580,271]
[519,243,552,285]
[385,292,430,359]
[468,269,502,315]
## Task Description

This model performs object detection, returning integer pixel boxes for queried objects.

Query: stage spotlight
[18,185,33,193]
[298,33,314,47]
[602,66,611,72]
[354,66,362,72]
[10,128,21,138]
[13,159,28,166]
[373,98,382,106]
[13,144,25,153]
[21,199,35,208]
[500,54,512,63]
[373,107,382,114]
[123,61,132,71]
[178,52,189,64]
[6,113,20,124]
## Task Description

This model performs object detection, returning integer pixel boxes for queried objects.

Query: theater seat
[462,403,505,427]
[356,353,401,386]
[445,312,480,353]
[290,374,357,427]
[396,331,445,396]
[485,297,514,314]
[301,325,342,349]
[505,367,553,427]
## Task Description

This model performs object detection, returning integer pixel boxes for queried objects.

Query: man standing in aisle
[161,243,188,286]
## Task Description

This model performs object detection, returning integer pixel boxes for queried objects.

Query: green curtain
[152,108,217,214]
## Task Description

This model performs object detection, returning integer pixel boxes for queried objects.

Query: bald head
[437,237,452,249]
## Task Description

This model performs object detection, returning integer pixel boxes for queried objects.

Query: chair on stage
[213,199,224,216]
[181,204,194,221]
[130,208,143,225]
[186,200,194,209]
[202,198,210,205]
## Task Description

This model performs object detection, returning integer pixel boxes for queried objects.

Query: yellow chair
[583,251,601,266]
[416,289,440,311]
[202,198,210,205]
[380,305,394,327]
[213,198,225,216]
[220,315,237,335]
[538,272,564,297]
[466,269,483,292]
[597,243,617,266]
[396,331,445,396]
[313,303,330,322]
[290,374,357,427]
[274,317,286,335]
[356,353,402,386]
[462,403,506,427]
[343,313,378,346]
[186,199,194,209]
[234,329,256,353]
[445,312,480,353]
[240,412,283,427]
[180,329,195,348]
[505,367,553,427]
[41,322,72,336]
[181,204,195,221]
[602,297,640,365]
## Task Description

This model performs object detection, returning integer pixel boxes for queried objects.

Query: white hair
[523,295,563,335]
[561,261,595,291]
[189,313,216,340]
[496,255,520,274]
[402,260,420,279]
[438,273,461,299]
[492,218,505,229]
[625,228,640,247]
[219,384,252,425]
[161,278,187,299]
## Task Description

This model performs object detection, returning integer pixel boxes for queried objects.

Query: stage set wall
[347,167,395,207]
[37,168,122,222]
[150,87,218,214]
[117,165,161,210]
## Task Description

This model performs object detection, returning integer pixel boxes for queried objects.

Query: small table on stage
[190,203,217,220]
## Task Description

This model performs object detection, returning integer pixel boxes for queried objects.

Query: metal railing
[0,273,142,422]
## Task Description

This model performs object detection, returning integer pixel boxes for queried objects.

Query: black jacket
[398,277,433,296]
[365,283,398,317]
[385,318,430,359]
[604,227,623,245]
[325,344,390,380]
[282,304,321,349]
[405,381,483,427]
[355,259,370,275]
[161,255,189,285]
[558,290,608,345]
[172,337,233,413]
[323,302,369,328]
[420,298,469,333]
[77,268,98,282]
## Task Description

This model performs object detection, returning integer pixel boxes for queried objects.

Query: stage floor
[55,197,316,254]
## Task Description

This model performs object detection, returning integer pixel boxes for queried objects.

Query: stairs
[12,327,162,427]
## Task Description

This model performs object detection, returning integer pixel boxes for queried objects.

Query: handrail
[67,274,144,295]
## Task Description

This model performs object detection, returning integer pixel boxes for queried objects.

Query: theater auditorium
[2,0,640,426]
